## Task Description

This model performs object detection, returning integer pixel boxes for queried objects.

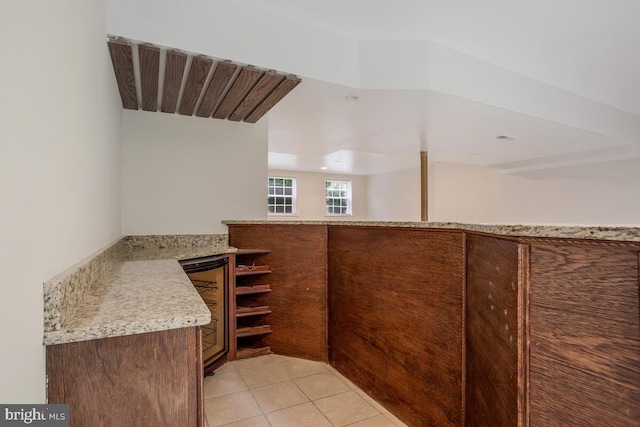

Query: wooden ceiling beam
[138,44,160,112]
[212,66,263,120]
[179,56,213,116]
[244,76,301,123]
[196,61,238,118]
[161,50,187,114]
[229,71,285,122]
[107,40,137,110]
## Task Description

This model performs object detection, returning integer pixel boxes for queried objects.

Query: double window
[267,177,352,216]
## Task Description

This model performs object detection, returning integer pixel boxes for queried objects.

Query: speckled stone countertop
[43,235,236,346]
[223,220,640,243]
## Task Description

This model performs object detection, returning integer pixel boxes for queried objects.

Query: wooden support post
[421,151,428,221]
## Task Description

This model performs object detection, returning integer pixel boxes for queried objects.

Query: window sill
[268,214,299,218]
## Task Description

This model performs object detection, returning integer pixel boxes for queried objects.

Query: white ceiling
[247,0,640,175]
[238,0,640,116]
[267,79,629,174]
[107,0,640,176]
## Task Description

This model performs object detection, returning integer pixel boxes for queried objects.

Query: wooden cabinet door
[47,327,200,427]
[529,244,640,426]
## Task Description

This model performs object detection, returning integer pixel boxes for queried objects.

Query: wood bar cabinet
[227,223,640,427]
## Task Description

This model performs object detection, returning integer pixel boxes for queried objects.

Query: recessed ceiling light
[345,95,359,101]
[320,166,328,170]
[496,135,517,141]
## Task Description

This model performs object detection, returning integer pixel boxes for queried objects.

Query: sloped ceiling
[107,38,301,123]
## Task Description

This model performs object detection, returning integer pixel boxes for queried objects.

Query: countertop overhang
[222,220,640,243]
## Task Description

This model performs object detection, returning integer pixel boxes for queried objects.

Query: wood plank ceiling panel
[108,38,301,122]
[161,50,188,114]
[138,44,160,111]
[229,71,285,122]
[244,76,301,123]
[196,61,239,118]
[107,40,137,110]
[179,56,213,116]
[213,66,263,120]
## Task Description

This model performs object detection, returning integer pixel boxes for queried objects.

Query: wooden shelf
[236,346,271,359]
[236,249,271,256]
[236,264,271,276]
[236,306,272,317]
[236,284,271,295]
[236,325,272,338]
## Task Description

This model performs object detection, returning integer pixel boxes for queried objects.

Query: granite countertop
[222,220,640,243]
[43,236,236,346]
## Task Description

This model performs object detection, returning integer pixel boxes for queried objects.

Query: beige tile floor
[203,354,408,427]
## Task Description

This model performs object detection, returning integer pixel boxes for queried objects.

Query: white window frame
[325,180,352,216]
[267,176,297,215]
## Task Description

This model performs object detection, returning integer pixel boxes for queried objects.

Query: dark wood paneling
[228,71,285,121]
[47,328,200,427]
[465,234,521,427]
[213,66,263,119]
[179,56,213,116]
[328,227,464,427]
[161,50,187,114]
[228,225,328,361]
[196,61,238,118]
[138,44,160,111]
[529,244,640,426]
[244,76,301,123]
[107,40,137,109]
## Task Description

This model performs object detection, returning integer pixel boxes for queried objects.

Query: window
[325,180,351,215]
[268,177,296,214]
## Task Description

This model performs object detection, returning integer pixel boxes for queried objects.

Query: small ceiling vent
[496,135,517,141]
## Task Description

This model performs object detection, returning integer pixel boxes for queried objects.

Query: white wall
[367,167,422,221]
[122,111,268,234]
[498,157,640,225]
[268,170,368,221]
[0,0,122,403]
[431,160,640,225]
[430,162,501,223]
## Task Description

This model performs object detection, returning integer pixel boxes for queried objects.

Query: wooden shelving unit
[234,248,272,360]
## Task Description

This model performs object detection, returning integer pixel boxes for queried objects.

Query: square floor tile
[327,366,359,390]
[204,390,262,427]
[348,414,398,427]
[314,390,380,426]
[251,380,309,413]
[204,370,248,398]
[234,354,277,370]
[238,360,291,388]
[213,362,238,375]
[294,372,351,400]
[266,402,333,427]
[279,357,328,379]
[355,388,388,414]
[219,415,270,427]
